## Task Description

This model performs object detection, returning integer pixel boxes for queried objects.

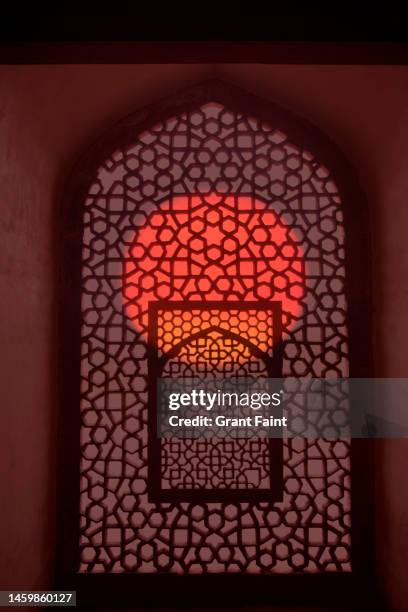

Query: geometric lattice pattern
[158,308,275,364]
[161,437,273,491]
[158,306,275,493]
[79,101,351,573]
[162,328,269,376]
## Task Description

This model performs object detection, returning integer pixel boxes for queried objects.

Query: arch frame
[56,79,374,606]
[147,299,284,504]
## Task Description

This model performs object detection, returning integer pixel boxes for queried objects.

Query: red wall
[0,63,407,610]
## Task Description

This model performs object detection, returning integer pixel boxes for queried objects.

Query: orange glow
[123,194,305,346]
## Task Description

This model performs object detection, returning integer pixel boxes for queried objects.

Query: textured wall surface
[0,63,406,608]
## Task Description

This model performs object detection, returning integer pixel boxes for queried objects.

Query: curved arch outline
[158,324,277,377]
[57,78,374,600]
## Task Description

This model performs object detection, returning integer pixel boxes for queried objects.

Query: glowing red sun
[123,194,305,337]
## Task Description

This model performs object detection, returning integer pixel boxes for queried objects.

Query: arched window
[58,81,372,604]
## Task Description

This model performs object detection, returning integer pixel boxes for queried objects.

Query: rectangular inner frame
[147,300,283,503]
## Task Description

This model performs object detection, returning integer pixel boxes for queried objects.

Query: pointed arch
[56,79,373,603]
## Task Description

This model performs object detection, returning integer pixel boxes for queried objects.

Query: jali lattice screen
[79,98,350,573]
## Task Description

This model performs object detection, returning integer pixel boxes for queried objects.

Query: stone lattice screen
[79,100,350,573]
